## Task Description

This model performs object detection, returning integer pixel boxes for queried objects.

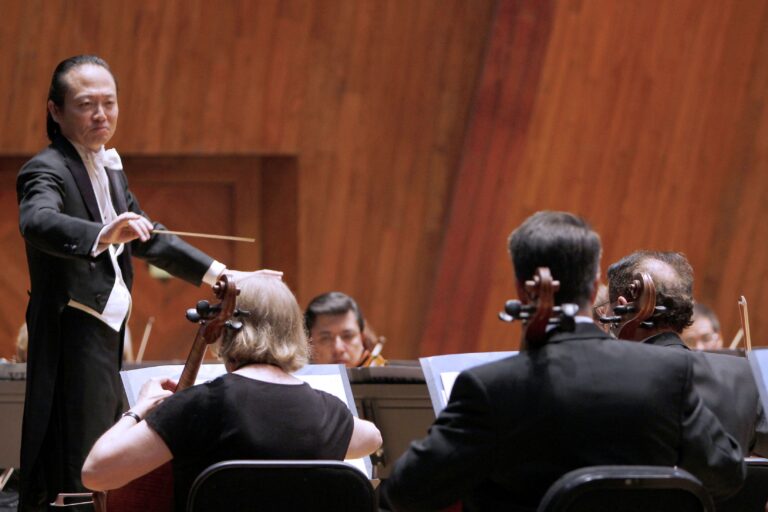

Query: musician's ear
[617,296,628,306]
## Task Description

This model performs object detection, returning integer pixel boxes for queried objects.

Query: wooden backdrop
[0,0,765,361]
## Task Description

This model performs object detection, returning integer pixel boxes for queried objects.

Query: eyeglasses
[310,331,361,346]
[695,332,721,344]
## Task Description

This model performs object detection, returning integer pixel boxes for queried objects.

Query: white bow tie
[102,148,123,170]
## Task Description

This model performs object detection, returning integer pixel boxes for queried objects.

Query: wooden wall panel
[0,161,33,362]
[424,0,768,355]
[0,0,310,154]
[5,0,763,362]
[0,1,495,361]
[296,1,495,359]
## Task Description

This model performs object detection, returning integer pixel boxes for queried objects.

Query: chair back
[187,460,376,512]
[716,457,768,512]
[537,465,714,512]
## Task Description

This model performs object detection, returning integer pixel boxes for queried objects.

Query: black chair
[537,465,715,512]
[716,457,768,512]
[187,460,377,512]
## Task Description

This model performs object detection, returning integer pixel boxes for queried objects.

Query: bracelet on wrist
[121,411,142,423]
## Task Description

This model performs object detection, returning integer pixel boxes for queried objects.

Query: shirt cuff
[203,260,227,286]
[91,225,111,257]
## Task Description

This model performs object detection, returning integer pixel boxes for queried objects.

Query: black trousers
[23,308,123,511]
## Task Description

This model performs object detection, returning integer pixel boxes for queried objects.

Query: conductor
[17,55,256,510]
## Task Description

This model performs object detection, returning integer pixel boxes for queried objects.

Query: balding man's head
[607,251,694,333]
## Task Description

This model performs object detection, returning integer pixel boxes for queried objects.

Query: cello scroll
[498,267,578,349]
[598,272,666,339]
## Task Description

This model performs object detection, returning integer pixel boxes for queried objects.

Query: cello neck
[176,330,209,392]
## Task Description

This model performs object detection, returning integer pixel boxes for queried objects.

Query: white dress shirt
[67,141,225,331]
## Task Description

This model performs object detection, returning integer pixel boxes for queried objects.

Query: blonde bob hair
[215,275,309,373]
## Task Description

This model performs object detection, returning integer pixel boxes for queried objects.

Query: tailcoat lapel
[53,136,101,222]
[106,168,127,214]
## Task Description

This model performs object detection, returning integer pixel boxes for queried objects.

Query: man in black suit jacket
[383,211,744,511]
[16,55,261,511]
[607,250,768,458]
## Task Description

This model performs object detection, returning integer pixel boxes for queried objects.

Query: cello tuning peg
[186,308,201,323]
[613,304,634,315]
[504,300,523,317]
[498,311,514,323]
[225,320,243,331]
[196,300,211,314]
[234,308,251,317]
[598,315,621,324]
[196,300,221,317]
[654,305,667,313]
[640,321,654,328]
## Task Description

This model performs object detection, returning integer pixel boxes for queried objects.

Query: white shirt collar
[68,140,122,171]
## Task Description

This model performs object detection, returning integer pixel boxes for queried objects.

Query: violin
[598,272,666,339]
[498,267,578,349]
[358,323,387,367]
[104,274,241,511]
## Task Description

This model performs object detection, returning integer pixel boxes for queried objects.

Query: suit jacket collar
[642,331,689,350]
[105,168,127,214]
[52,135,101,222]
[545,322,614,344]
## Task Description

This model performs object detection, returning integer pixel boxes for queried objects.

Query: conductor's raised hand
[100,212,154,244]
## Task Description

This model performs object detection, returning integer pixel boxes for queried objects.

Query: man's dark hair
[607,250,694,333]
[508,211,601,307]
[305,292,365,333]
[47,55,116,141]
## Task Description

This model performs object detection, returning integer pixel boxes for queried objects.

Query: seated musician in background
[305,291,386,367]
[82,275,382,511]
[683,303,725,351]
[383,211,744,511]
[607,250,768,458]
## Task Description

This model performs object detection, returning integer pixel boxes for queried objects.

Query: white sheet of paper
[440,371,460,405]
[120,364,367,475]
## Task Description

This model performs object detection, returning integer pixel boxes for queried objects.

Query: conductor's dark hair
[305,292,364,333]
[607,250,695,333]
[508,211,601,307]
[47,55,116,141]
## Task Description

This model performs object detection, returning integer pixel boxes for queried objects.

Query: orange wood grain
[2,0,765,363]
[424,0,768,354]
[0,0,494,361]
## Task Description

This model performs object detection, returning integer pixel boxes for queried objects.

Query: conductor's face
[309,311,365,368]
[48,64,118,151]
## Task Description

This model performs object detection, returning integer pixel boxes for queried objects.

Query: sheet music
[440,372,460,403]
[420,351,517,415]
[749,349,768,421]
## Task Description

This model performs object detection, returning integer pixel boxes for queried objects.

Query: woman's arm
[81,377,176,490]
[345,417,382,459]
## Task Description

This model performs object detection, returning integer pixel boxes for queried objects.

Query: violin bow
[738,296,752,353]
[135,316,155,363]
